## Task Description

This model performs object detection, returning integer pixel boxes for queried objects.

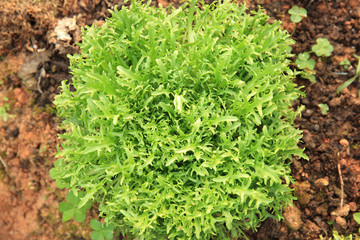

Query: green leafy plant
[50,1,306,239]
[289,6,307,23]
[295,39,333,83]
[90,219,115,240]
[288,5,307,35]
[296,52,315,70]
[58,190,92,223]
[318,103,329,115]
[295,52,316,82]
[340,58,351,70]
[312,38,334,57]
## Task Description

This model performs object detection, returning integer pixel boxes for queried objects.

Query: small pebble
[314,178,329,188]
[302,98,310,105]
[331,204,350,217]
[340,158,347,165]
[292,159,302,171]
[329,97,341,107]
[303,109,314,118]
[283,205,303,231]
[311,124,320,131]
[349,202,357,212]
[339,139,349,147]
[335,216,347,228]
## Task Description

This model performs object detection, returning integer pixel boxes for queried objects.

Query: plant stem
[291,23,297,36]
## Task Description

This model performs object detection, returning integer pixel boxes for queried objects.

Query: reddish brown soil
[1,0,360,239]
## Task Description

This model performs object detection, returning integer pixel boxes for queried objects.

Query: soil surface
[1,0,360,239]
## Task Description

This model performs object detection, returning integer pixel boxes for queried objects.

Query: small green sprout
[288,6,307,23]
[39,145,47,154]
[0,107,8,121]
[0,95,12,122]
[339,58,351,70]
[49,159,69,189]
[295,52,316,82]
[90,219,115,240]
[58,190,92,223]
[318,104,329,115]
[337,55,360,94]
[296,52,316,70]
[301,71,316,83]
[312,38,334,57]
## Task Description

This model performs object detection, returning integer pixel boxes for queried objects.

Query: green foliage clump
[50,1,306,239]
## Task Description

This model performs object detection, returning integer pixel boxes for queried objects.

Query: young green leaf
[90,219,103,231]
[59,201,73,213]
[62,208,75,223]
[90,219,114,240]
[318,103,329,115]
[58,191,89,223]
[301,71,317,83]
[296,52,316,70]
[339,58,350,70]
[354,212,360,224]
[74,208,87,223]
[66,190,81,206]
[312,38,334,57]
[288,6,307,23]
[91,231,104,240]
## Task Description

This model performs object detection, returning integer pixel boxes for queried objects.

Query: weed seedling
[296,52,315,70]
[58,190,92,223]
[312,38,334,57]
[0,95,12,121]
[337,55,360,94]
[288,6,307,35]
[289,6,307,23]
[90,219,115,240]
[318,104,329,115]
[0,107,8,121]
[340,58,351,71]
[295,52,316,82]
[295,39,333,83]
